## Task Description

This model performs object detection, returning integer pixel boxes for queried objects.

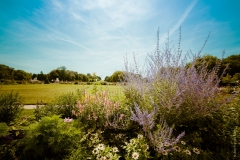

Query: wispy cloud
[159,0,198,44]
[0,0,239,77]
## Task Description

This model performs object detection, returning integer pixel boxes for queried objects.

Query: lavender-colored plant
[123,28,236,125]
[130,103,185,154]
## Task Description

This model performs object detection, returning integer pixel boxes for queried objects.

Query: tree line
[0,65,101,84]
[0,54,239,84]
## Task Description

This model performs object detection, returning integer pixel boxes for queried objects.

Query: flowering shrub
[92,144,121,160]
[123,29,238,158]
[130,103,185,157]
[123,134,151,159]
[72,90,126,131]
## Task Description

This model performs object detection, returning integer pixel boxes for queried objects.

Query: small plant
[22,115,83,160]
[92,144,121,160]
[72,90,122,131]
[0,122,9,137]
[0,91,23,124]
[123,134,151,160]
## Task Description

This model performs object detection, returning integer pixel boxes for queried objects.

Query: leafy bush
[34,103,60,121]
[123,29,238,158]
[123,134,151,159]
[73,90,125,131]
[21,115,83,160]
[0,122,9,137]
[0,91,23,123]
[34,89,86,120]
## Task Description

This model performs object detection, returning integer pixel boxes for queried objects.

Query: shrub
[0,122,9,137]
[73,90,124,131]
[123,134,151,159]
[21,115,83,160]
[34,103,59,121]
[123,29,238,158]
[0,91,23,124]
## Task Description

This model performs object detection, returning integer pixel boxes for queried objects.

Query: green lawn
[0,84,123,104]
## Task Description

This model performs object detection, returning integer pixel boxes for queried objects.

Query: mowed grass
[0,84,123,104]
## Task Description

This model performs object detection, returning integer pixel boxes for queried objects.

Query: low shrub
[0,122,9,137]
[0,91,23,124]
[21,115,83,160]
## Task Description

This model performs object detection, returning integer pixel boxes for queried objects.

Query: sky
[0,0,240,79]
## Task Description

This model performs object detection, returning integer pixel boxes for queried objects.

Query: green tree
[77,74,89,82]
[48,70,60,81]
[14,70,31,81]
[186,54,221,72]
[222,54,240,76]
[32,73,38,79]
[57,66,67,81]
[0,64,14,80]
[108,71,124,82]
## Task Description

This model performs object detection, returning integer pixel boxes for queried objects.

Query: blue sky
[0,0,240,79]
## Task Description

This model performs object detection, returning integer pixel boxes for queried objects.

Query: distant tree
[97,76,101,81]
[32,73,38,79]
[91,72,101,82]
[66,71,77,81]
[57,66,67,81]
[104,76,110,82]
[48,70,60,81]
[14,70,31,81]
[107,71,124,82]
[0,64,14,80]
[38,71,45,81]
[222,54,240,76]
[44,74,50,84]
[78,74,89,82]
[186,54,221,73]
[87,73,93,82]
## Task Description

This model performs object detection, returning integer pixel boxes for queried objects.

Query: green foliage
[0,64,15,80]
[14,70,32,81]
[92,144,121,160]
[0,91,23,123]
[222,54,240,76]
[65,144,89,160]
[106,70,124,82]
[186,54,221,73]
[8,111,36,137]
[0,140,20,160]
[34,89,86,119]
[0,122,9,137]
[34,104,59,121]
[123,134,151,160]
[22,115,83,160]
[123,30,240,159]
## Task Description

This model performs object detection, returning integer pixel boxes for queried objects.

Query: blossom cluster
[63,117,73,122]
[72,91,121,119]
[92,144,120,160]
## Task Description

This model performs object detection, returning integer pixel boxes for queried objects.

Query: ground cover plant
[0,29,239,159]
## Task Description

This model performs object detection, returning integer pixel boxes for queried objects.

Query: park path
[24,105,42,109]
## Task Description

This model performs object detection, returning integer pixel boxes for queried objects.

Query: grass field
[0,84,123,104]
